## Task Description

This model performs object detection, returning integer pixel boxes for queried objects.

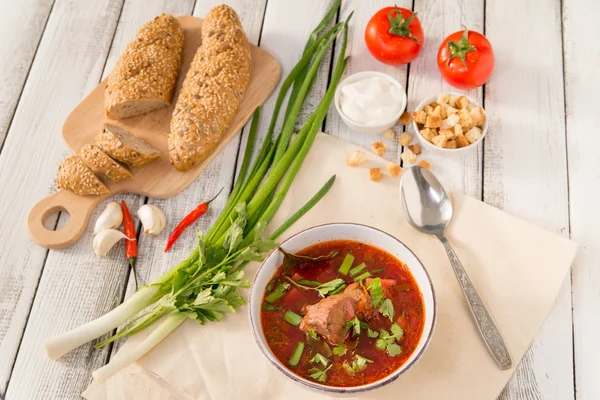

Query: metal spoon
[400,166,513,370]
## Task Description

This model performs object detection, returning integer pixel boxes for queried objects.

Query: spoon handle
[439,236,513,370]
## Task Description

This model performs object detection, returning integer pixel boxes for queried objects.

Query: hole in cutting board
[43,207,70,231]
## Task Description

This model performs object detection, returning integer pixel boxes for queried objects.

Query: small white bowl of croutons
[412,93,487,155]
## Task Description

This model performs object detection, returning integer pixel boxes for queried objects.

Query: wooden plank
[484,0,574,399]
[2,1,197,399]
[0,0,124,394]
[0,0,55,151]
[563,0,600,398]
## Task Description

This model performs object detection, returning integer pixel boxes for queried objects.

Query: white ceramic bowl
[412,93,488,156]
[334,71,407,134]
[249,223,436,396]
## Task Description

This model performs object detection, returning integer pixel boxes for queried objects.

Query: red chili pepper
[164,188,223,252]
[121,200,138,288]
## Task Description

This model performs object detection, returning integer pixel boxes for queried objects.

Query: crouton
[431,135,448,148]
[369,168,382,182]
[383,129,395,139]
[439,106,447,119]
[445,140,458,149]
[424,105,434,114]
[439,129,454,140]
[387,162,402,177]
[398,133,412,147]
[399,111,411,125]
[417,160,431,170]
[401,148,417,164]
[440,114,459,130]
[425,114,442,129]
[420,128,436,142]
[413,110,427,125]
[458,109,474,131]
[372,141,387,156]
[437,93,450,105]
[465,127,483,144]
[446,105,458,116]
[471,106,485,127]
[432,105,442,117]
[448,95,460,108]
[453,123,463,137]
[456,135,470,148]
[457,96,470,110]
[408,143,421,155]
[346,150,367,166]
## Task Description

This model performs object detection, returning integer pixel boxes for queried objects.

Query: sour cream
[338,76,404,126]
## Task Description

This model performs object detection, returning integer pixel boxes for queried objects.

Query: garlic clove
[137,204,166,236]
[94,202,123,234]
[93,229,128,257]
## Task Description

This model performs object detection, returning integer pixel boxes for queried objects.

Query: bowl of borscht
[249,223,436,395]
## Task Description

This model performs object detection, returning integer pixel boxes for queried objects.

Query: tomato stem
[387,7,420,44]
[446,26,478,68]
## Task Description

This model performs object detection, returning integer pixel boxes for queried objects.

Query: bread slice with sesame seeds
[95,124,160,168]
[168,5,251,171]
[78,144,133,182]
[105,14,184,120]
[57,156,109,196]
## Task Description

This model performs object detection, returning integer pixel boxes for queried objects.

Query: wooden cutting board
[27,15,281,250]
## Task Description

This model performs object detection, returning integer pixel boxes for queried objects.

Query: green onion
[262,304,283,311]
[349,262,366,277]
[289,342,305,366]
[353,272,371,282]
[370,268,384,275]
[298,279,321,286]
[265,282,289,303]
[338,254,355,275]
[329,283,347,295]
[283,310,303,326]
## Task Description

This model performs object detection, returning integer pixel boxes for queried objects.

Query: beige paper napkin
[84,133,577,400]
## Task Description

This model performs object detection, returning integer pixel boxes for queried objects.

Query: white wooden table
[0,0,597,398]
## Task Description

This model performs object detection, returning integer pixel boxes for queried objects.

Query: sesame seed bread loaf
[57,156,109,195]
[168,5,251,171]
[95,124,160,167]
[105,14,184,120]
[78,144,133,182]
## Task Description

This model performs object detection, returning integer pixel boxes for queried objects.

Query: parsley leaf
[376,323,404,356]
[287,277,346,297]
[309,353,329,367]
[332,344,347,356]
[345,316,361,336]
[367,277,384,307]
[307,329,318,339]
[342,354,373,374]
[367,328,379,338]
[308,365,332,382]
[379,298,395,321]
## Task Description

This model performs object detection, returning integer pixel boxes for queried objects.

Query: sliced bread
[168,5,251,171]
[57,156,109,195]
[105,14,184,120]
[95,124,160,167]
[78,144,133,182]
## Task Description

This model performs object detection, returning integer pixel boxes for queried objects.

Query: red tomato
[365,7,424,65]
[437,28,495,90]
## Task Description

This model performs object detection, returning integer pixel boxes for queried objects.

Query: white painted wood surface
[0,0,597,398]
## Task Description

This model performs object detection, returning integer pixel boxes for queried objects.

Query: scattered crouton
[456,135,470,148]
[413,110,427,124]
[387,162,402,177]
[401,148,417,164]
[372,141,387,156]
[417,160,431,170]
[445,140,458,149]
[425,114,442,129]
[383,129,395,139]
[465,127,483,144]
[408,143,421,155]
[346,150,367,166]
[437,93,450,105]
[399,112,411,125]
[453,123,463,137]
[471,106,485,127]
[398,133,412,147]
[370,168,382,182]
[457,96,470,110]
[420,128,437,142]
[431,135,448,148]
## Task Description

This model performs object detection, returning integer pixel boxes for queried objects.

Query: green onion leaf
[262,304,283,311]
[298,279,321,286]
[265,282,290,303]
[289,342,305,367]
[370,268,384,275]
[353,271,371,282]
[329,283,347,295]
[349,263,366,277]
[283,310,303,326]
[338,254,355,275]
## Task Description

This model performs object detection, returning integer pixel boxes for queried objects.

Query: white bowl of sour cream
[335,71,407,134]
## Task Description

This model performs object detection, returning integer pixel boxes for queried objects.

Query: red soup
[260,240,425,387]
